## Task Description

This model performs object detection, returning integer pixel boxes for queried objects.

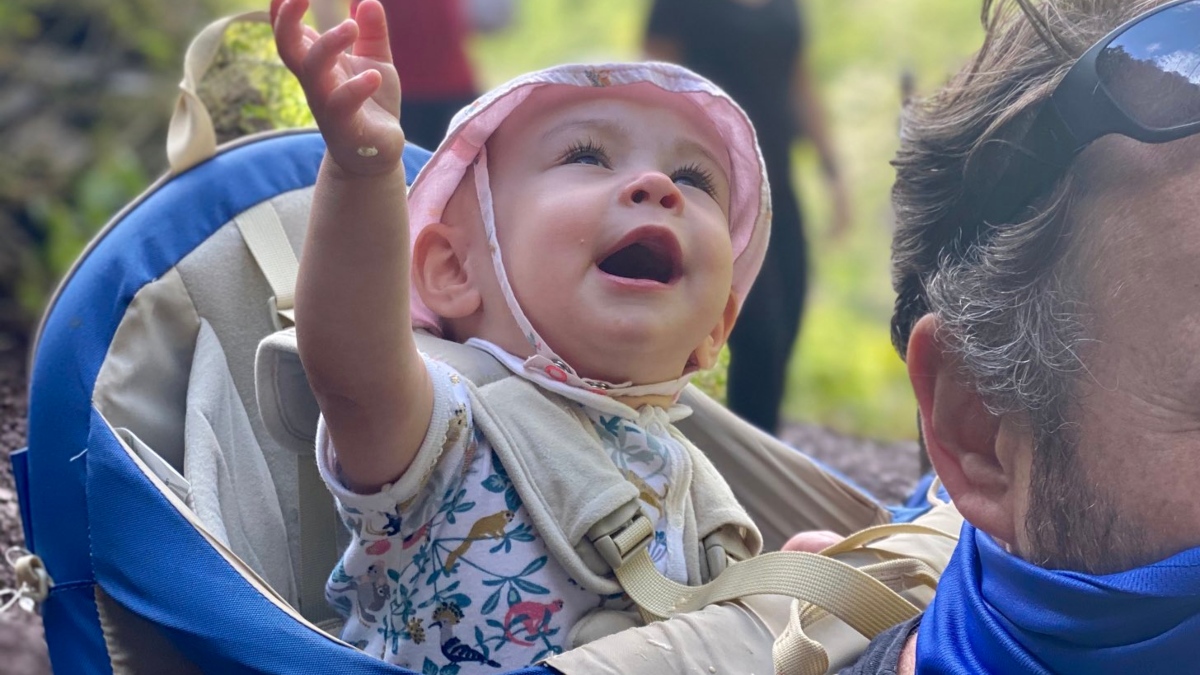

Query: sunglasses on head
[978,0,1200,229]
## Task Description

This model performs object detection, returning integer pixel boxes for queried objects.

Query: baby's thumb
[781,530,844,554]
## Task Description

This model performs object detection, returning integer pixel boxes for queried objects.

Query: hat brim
[406,62,771,335]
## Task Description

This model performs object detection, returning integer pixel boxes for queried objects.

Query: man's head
[405,63,771,397]
[894,0,1200,574]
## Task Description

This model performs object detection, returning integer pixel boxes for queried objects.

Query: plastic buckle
[591,513,655,573]
[268,296,295,331]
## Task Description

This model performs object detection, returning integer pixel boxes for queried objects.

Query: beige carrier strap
[616,546,921,635]
[592,516,958,675]
[232,195,339,627]
[412,332,512,386]
[596,522,955,675]
[544,505,963,674]
[818,521,958,559]
[234,201,299,328]
[773,523,958,675]
[772,557,937,675]
[296,453,345,631]
[168,10,270,173]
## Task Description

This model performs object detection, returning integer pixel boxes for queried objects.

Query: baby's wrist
[322,150,407,183]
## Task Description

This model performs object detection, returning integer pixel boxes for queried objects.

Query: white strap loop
[167,11,271,173]
[0,547,52,615]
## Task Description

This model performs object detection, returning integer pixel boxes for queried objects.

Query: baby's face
[480,87,737,385]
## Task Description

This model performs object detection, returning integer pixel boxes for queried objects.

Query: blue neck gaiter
[917,524,1200,674]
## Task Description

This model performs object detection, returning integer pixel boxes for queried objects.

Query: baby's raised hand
[272,0,403,175]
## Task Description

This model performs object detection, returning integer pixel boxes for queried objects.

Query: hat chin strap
[472,147,695,401]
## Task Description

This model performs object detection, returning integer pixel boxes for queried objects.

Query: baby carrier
[13,12,961,674]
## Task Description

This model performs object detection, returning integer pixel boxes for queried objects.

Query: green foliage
[690,347,730,403]
[0,0,250,327]
[0,4,42,42]
[202,23,315,141]
[782,0,981,439]
[471,0,648,82]
[28,146,150,282]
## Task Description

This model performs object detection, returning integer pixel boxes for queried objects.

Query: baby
[273,0,773,669]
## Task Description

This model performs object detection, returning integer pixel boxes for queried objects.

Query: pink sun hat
[405,61,772,339]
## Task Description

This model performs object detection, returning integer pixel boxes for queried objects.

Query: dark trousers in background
[726,160,807,435]
[400,95,477,152]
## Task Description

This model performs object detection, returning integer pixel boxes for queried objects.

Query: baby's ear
[692,293,739,370]
[412,222,481,320]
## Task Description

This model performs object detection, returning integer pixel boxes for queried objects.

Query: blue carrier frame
[18,130,555,675]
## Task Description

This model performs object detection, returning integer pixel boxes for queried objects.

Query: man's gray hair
[891,0,1165,419]
[891,0,1168,571]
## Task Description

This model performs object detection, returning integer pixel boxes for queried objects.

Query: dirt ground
[0,343,51,675]
[0,340,920,673]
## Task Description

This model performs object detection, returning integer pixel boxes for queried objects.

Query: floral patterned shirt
[317,353,694,674]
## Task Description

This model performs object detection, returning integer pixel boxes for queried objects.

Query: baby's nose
[622,172,682,212]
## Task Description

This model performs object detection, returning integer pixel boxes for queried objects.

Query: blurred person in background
[312,0,513,149]
[644,0,851,434]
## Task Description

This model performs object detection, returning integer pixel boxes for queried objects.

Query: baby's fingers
[272,0,313,72]
[303,20,360,83]
[326,70,383,121]
[351,0,394,63]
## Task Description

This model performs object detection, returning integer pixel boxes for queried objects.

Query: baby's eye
[671,163,718,198]
[561,140,610,168]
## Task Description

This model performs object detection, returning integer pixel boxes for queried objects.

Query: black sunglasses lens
[1098,1,1200,130]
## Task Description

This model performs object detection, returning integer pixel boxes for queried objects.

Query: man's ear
[412,222,481,321]
[907,314,1019,545]
[692,293,739,371]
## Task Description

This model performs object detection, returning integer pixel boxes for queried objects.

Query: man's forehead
[1076,134,1200,206]
[1071,136,1200,342]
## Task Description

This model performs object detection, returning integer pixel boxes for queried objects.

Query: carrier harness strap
[614,543,918,634]
[412,332,513,386]
[772,523,958,675]
[295,452,344,631]
[597,520,957,675]
[234,199,342,628]
[234,201,298,328]
[773,557,940,675]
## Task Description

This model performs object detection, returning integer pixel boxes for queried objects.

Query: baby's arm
[273,0,432,493]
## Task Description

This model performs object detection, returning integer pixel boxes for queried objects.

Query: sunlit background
[1,0,986,441]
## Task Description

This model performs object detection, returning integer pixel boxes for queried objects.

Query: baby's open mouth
[597,228,683,285]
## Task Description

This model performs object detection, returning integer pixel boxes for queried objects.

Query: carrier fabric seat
[22,129,550,674]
